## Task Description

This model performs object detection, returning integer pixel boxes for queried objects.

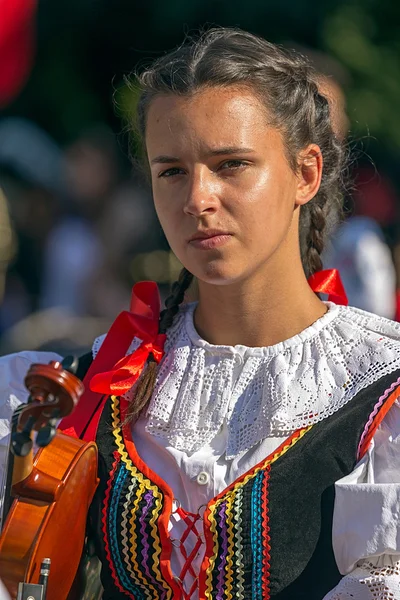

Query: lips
[188,230,233,249]
[188,229,231,242]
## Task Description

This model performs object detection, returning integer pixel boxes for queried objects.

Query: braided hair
[126,27,346,421]
[125,268,193,423]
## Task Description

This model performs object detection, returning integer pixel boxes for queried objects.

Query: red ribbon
[59,281,164,441]
[308,269,348,305]
[89,335,166,395]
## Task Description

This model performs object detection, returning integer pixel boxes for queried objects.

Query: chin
[190,260,246,286]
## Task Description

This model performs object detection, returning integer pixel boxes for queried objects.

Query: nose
[183,168,219,218]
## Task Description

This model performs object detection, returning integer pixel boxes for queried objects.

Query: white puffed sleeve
[323,398,400,599]
[0,350,62,494]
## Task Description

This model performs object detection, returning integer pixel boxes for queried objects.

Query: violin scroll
[12,357,84,457]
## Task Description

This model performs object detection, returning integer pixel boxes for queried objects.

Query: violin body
[0,431,99,600]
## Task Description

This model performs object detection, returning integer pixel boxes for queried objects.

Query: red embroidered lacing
[171,505,205,600]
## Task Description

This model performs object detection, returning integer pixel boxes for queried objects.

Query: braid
[299,84,344,278]
[124,268,193,424]
[305,202,325,277]
[159,268,193,333]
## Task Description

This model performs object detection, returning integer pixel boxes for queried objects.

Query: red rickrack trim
[261,465,271,599]
[358,382,400,460]
[172,505,205,600]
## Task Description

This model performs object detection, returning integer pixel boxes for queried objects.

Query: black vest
[75,353,400,599]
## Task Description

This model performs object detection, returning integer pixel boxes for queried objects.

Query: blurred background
[1,0,400,356]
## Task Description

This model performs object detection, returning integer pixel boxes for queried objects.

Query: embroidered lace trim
[92,302,400,458]
[323,557,400,599]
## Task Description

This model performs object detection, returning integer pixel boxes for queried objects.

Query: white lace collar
[93,302,400,458]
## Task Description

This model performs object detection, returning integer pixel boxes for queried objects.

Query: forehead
[145,87,273,155]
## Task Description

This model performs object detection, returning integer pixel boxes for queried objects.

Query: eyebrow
[150,147,255,165]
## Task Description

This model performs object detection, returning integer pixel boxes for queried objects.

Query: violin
[0,357,101,600]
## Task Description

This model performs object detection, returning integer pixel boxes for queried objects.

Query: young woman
[2,28,400,599]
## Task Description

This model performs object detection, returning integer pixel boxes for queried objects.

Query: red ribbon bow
[308,269,348,305]
[59,281,164,440]
[89,283,166,395]
[89,335,166,395]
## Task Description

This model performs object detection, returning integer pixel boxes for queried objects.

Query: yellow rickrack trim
[203,426,312,597]
[224,493,235,599]
[204,500,219,599]
[232,487,245,598]
[130,480,156,600]
[110,398,155,600]
[110,396,173,600]
[149,493,167,596]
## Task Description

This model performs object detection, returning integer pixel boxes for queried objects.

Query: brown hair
[127,27,346,422]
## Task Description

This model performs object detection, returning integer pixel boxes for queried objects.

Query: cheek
[153,188,172,225]
[232,172,293,236]
[152,196,166,226]
[152,193,182,249]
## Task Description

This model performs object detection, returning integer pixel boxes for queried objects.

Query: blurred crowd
[0,119,181,355]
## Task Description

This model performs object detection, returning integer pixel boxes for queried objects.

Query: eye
[158,167,185,178]
[219,159,249,171]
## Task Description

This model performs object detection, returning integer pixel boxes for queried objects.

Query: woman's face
[145,86,319,286]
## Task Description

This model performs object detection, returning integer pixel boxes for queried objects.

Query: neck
[194,265,327,348]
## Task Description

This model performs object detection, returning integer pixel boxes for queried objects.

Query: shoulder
[333,305,400,405]
[336,303,400,339]
[332,304,400,367]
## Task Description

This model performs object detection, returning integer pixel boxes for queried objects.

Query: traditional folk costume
[1,279,400,599]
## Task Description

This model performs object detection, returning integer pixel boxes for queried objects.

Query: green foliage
[322,1,400,149]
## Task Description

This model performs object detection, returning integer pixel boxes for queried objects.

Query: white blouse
[1,303,400,598]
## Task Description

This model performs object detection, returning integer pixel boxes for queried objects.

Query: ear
[295,144,323,207]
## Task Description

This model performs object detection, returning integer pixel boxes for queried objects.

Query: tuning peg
[36,419,57,447]
[11,414,36,456]
[60,355,79,375]
[12,431,33,457]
